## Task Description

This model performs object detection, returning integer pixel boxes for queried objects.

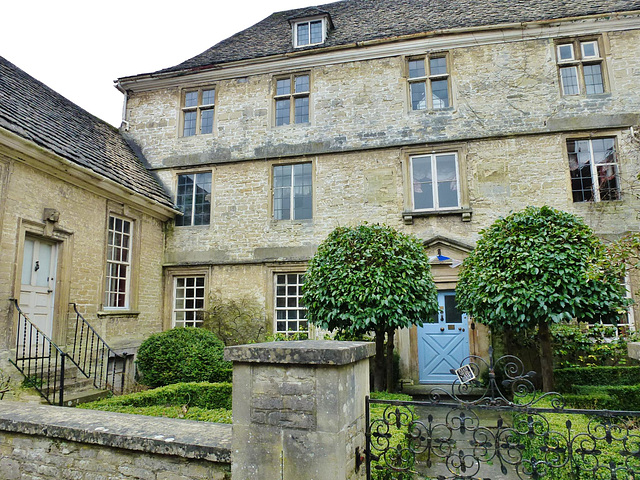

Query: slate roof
[145,0,640,76]
[0,56,174,210]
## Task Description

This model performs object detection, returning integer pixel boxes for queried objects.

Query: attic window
[294,18,326,47]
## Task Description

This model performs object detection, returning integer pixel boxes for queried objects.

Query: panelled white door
[417,291,469,383]
[19,236,57,338]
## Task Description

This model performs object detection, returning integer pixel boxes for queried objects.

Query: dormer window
[293,18,326,47]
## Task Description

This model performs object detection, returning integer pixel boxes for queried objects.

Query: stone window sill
[97,310,140,318]
[402,208,472,224]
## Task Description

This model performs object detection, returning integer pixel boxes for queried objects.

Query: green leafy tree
[456,206,628,391]
[302,224,438,391]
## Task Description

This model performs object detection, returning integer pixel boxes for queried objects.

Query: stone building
[93,0,640,383]
[0,56,176,368]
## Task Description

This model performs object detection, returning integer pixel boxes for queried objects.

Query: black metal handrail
[69,303,126,395]
[9,299,66,406]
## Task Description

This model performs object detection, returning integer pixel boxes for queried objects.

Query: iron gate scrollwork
[365,349,640,479]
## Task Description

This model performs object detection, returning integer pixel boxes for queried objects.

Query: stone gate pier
[224,340,374,480]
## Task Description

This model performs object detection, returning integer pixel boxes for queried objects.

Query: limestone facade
[121,13,640,381]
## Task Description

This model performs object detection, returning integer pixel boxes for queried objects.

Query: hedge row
[554,366,640,392]
[79,382,232,410]
[567,384,640,411]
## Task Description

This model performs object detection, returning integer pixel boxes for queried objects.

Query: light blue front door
[418,291,469,383]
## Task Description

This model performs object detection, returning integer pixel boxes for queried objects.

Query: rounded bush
[136,328,231,387]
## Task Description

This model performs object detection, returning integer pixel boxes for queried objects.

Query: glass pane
[276,78,291,96]
[598,164,620,201]
[296,22,309,46]
[557,44,574,61]
[408,60,425,79]
[592,138,616,165]
[274,165,292,187]
[176,174,194,226]
[293,163,312,219]
[35,242,52,287]
[202,89,215,105]
[184,91,198,108]
[295,75,309,93]
[584,64,604,95]
[436,154,458,208]
[200,109,214,134]
[444,294,463,324]
[411,156,433,209]
[560,67,579,95]
[275,99,290,126]
[581,41,599,58]
[294,96,309,124]
[310,20,323,44]
[431,79,449,109]
[183,110,196,137]
[410,82,426,110]
[21,238,34,286]
[567,139,594,202]
[429,57,447,76]
[193,172,212,226]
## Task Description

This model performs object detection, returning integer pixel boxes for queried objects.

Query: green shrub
[136,328,232,387]
[555,365,640,392]
[202,293,269,345]
[80,382,232,410]
[571,384,640,411]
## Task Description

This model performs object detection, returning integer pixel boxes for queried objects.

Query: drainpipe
[115,80,130,131]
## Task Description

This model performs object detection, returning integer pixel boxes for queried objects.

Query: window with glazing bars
[182,88,215,136]
[273,163,312,220]
[295,19,324,47]
[410,153,459,210]
[176,172,212,226]
[274,74,310,126]
[173,276,205,328]
[408,55,450,110]
[275,273,307,334]
[567,137,619,202]
[556,40,605,96]
[105,215,131,308]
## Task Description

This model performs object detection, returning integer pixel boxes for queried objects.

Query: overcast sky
[2,0,324,127]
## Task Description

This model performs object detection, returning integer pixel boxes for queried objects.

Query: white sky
[2,0,323,127]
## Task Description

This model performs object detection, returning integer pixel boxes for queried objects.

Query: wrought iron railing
[366,349,640,479]
[69,303,126,394]
[9,299,67,406]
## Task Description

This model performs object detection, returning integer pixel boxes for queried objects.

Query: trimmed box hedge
[554,366,640,392]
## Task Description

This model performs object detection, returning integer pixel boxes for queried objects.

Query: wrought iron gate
[366,350,640,479]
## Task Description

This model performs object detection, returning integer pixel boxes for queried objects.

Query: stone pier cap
[224,340,375,365]
[629,342,640,361]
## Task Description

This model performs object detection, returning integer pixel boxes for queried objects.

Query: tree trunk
[538,319,555,392]
[374,330,386,391]
[385,328,395,392]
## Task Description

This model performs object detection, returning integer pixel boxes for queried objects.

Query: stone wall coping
[224,340,375,365]
[0,401,231,463]
[629,342,640,360]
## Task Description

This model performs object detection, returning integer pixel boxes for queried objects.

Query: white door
[417,291,470,383]
[20,236,57,338]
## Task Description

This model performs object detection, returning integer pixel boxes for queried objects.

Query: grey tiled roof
[0,56,174,210]
[148,0,640,76]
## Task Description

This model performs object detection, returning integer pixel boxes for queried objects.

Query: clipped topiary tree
[302,223,439,391]
[456,206,628,392]
[136,328,231,387]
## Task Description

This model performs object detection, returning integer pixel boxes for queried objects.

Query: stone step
[60,388,110,407]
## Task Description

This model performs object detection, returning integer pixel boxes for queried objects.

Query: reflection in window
[408,55,450,110]
[411,153,459,210]
[567,137,619,202]
[556,40,604,96]
[273,163,312,220]
[176,172,212,226]
[275,273,307,334]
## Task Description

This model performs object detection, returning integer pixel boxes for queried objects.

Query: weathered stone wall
[0,402,231,480]
[125,26,640,167]
[0,155,166,354]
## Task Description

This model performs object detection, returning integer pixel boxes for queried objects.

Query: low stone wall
[0,402,231,479]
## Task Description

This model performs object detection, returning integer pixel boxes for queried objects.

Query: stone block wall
[0,402,231,480]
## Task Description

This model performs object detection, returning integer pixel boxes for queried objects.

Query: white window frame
[181,87,216,137]
[293,18,326,47]
[556,38,605,96]
[567,136,620,203]
[409,152,461,211]
[172,276,206,328]
[274,273,307,334]
[104,215,132,309]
